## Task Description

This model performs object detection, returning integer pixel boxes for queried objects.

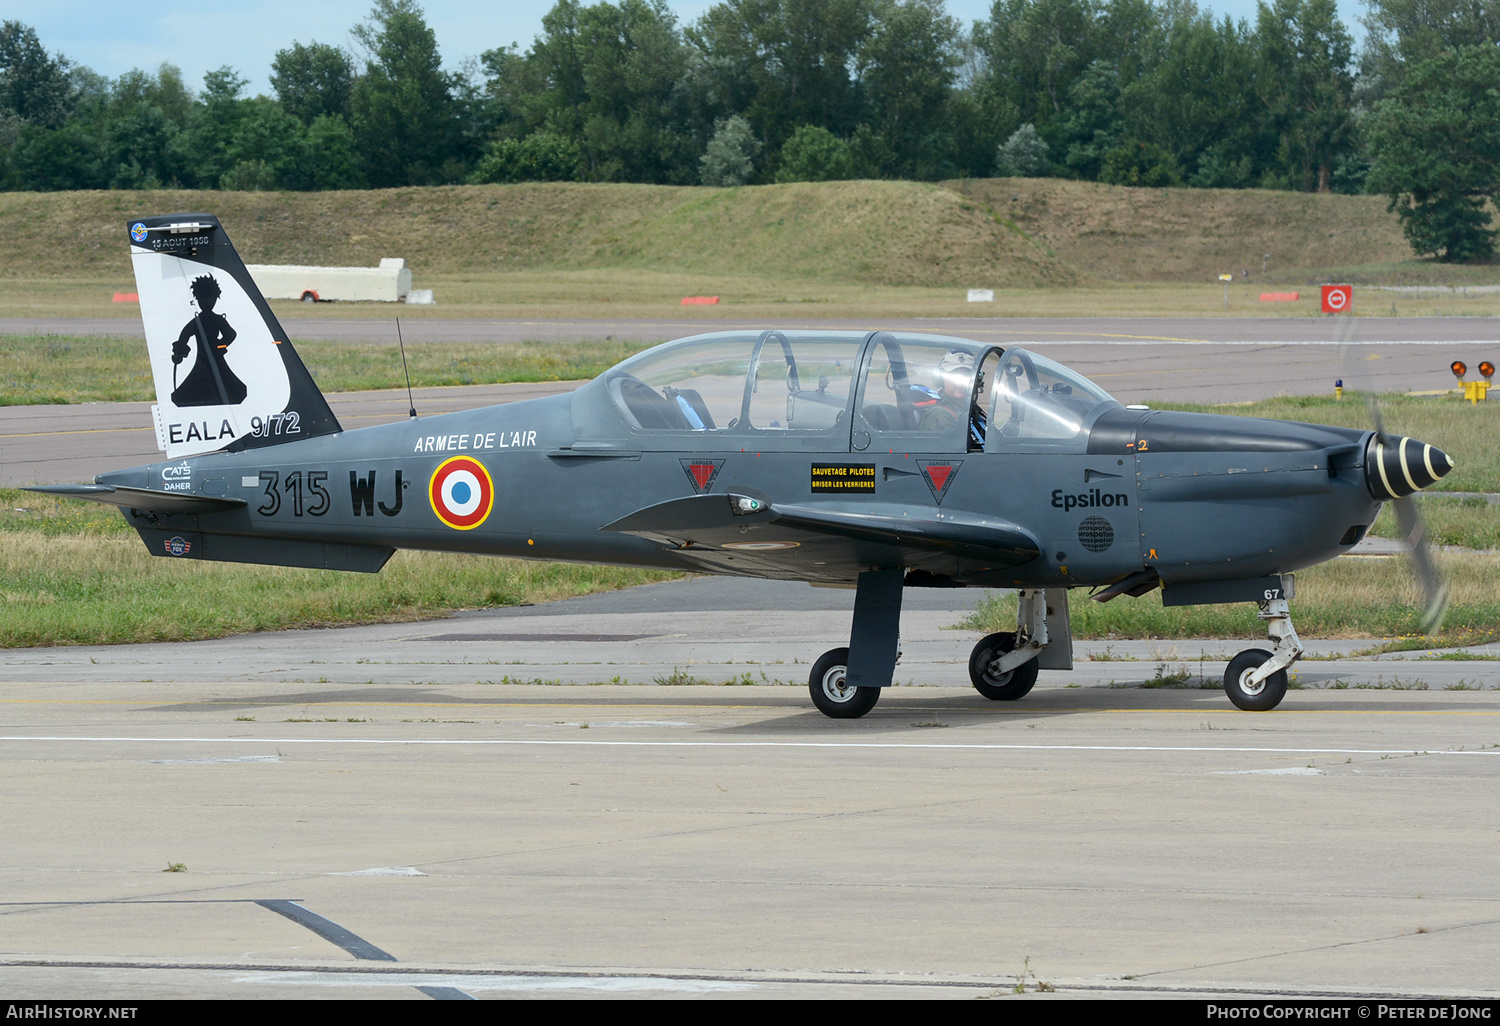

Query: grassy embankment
[3,179,1499,322]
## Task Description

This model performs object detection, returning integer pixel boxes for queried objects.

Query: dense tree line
[2,0,1498,259]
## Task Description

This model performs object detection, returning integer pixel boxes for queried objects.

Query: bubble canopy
[568,330,1120,451]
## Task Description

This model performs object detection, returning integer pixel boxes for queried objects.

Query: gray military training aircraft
[32,214,1455,718]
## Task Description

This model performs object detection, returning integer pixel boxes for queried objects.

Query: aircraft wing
[600,493,1040,581]
[25,484,247,514]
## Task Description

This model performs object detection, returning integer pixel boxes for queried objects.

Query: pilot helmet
[937,350,975,391]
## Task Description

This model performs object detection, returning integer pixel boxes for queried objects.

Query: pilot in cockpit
[919,350,987,449]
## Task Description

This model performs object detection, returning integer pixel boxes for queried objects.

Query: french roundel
[429,456,495,530]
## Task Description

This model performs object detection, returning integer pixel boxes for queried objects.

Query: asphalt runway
[5,317,1500,999]
[6,315,1500,487]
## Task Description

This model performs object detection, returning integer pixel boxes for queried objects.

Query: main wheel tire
[969,632,1039,701]
[1223,648,1288,711]
[300,291,318,303]
[808,647,880,719]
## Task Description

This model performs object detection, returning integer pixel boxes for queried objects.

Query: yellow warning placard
[810,463,876,492]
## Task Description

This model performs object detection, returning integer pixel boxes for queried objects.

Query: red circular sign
[1321,284,1352,313]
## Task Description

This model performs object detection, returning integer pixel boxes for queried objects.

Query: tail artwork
[129,215,340,457]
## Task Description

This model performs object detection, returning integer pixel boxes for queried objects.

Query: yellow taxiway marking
[0,426,151,439]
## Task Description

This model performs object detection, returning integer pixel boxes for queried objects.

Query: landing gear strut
[1224,588,1303,711]
[807,568,904,720]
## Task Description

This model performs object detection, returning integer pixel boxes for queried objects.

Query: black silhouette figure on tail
[171,275,246,407]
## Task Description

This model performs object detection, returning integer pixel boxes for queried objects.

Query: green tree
[179,66,251,189]
[11,121,104,189]
[220,96,307,189]
[854,0,961,179]
[301,114,366,189]
[1099,138,1181,185]
[689,0,874,153]
[700,114,760,184]
[995,122,1049,176]
[1116,10,1260,186]
[349,0,465,186]
[976,0,1101,133]
[468,131,582,182]
[1255,0,1354,192]
[271,42,354,125]
[100,65,195,188]
[1367,45,1500,261]
[1362,0,1500,86]
[0,21,73,127]
[774,124,854,181]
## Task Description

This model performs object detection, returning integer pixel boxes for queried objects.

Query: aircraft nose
[1366,435,1454,500]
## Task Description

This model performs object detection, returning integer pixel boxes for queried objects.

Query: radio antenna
[396,318,417,419]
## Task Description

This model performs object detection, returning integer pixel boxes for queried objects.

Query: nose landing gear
[1224,590,1303,711]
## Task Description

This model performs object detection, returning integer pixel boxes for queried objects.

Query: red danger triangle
[690,464,716,489]
[925,465,952,492]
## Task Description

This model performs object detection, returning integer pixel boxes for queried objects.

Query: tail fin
[128,214,340,458]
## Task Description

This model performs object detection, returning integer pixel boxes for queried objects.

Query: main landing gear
[808,567,903,719]
[807,579,1061,719]
[1223,590,1303,711]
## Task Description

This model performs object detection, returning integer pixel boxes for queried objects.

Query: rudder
[128,214,340,458]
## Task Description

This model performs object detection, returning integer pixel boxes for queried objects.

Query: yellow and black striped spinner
[1365,434,1454,500]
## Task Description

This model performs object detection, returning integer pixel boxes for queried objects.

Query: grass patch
[1370,496,1500,550]
[0,335,651,405]
[962,552,1500,642]
[0,493,681,647]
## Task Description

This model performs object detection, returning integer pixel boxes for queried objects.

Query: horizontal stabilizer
[25,484,247,514]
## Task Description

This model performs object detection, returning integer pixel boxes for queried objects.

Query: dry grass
[965,552,1500,641]
[5,179,1498,321]
[945,178,1427,284]
[0,530,679,648]
[0,181,1075,289]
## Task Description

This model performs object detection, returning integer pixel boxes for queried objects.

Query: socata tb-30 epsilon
[31,215,1454,717]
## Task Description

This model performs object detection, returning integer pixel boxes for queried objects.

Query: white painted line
[145,755,279,765]
[1214,767,1324,775]
[3,735,1495,757]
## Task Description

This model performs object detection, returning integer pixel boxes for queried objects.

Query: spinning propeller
[1339,318,1453,635]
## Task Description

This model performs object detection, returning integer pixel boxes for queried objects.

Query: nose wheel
[809,647,881,718]
[1223,648,1288,711]
[1223,592,1302,711]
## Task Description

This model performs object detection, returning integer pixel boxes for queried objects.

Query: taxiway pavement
[3,578,1499,1000]
[4,318,1499,999]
